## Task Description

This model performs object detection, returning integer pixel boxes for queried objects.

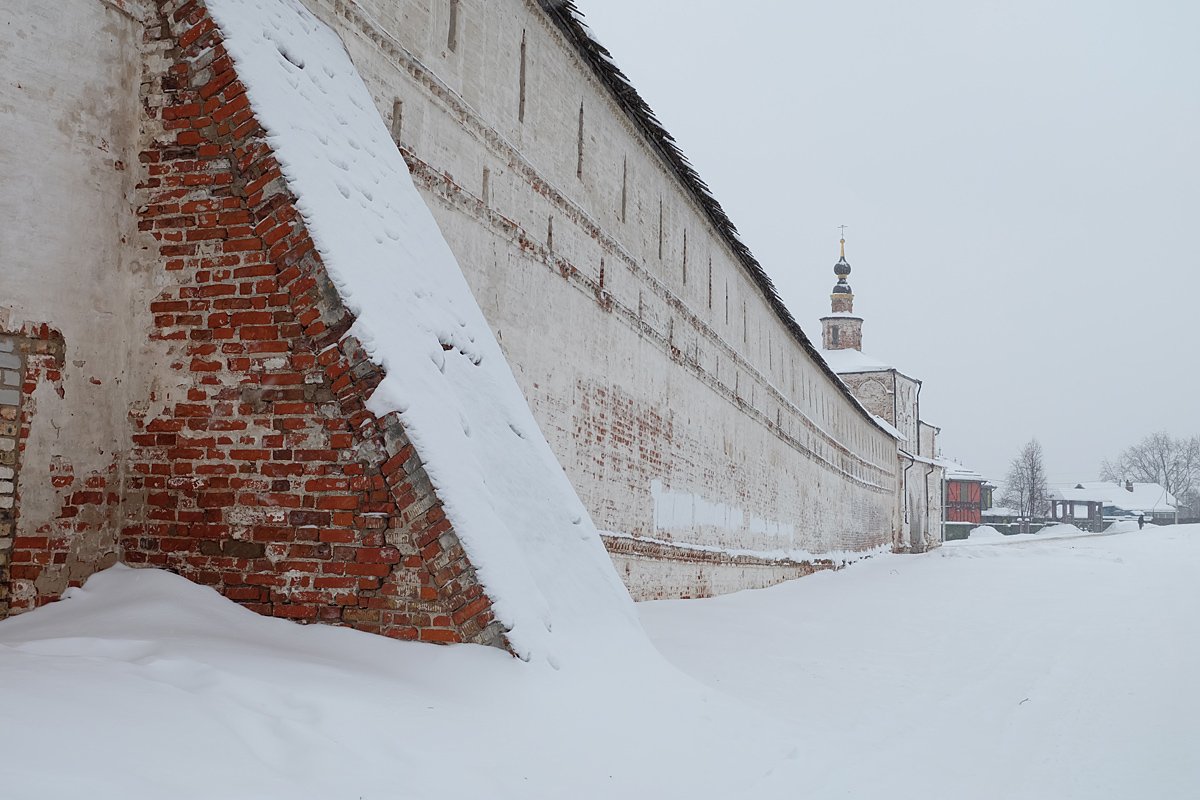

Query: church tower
[820,236,863,351]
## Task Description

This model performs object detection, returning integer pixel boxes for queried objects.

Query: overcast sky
[580,0,1200,487]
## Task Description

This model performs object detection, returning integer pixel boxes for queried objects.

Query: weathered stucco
[0,0,150,607]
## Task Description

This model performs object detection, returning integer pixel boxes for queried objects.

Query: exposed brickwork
[0,332,21,617]
[0,326,118,615]
[602,534,837,601]
[4,0,505,648]
[821,315,863,352]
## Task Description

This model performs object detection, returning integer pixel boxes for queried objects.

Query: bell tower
[820,234,863,351]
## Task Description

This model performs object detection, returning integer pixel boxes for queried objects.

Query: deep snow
[2,525,1197,798]
[643,523,1200,798]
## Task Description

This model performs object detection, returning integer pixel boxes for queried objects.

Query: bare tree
[1179,488,1200,521]
[1100,432,1200,511]
[1001,439,1049,531]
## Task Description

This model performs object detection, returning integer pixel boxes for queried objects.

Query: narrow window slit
[391,98,403,144]
[657,199,663,260]
[682,230,688,285]
[576,103,585,179]
[518,31,527,122]
[447,0,459,51]
[620,156,627,222]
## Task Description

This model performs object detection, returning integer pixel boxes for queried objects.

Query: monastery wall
[300,0,900,596]
[0,0,149,612]
[1,0,903,615]
[0,0,521,646]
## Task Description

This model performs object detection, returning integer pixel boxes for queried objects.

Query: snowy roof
[900,449,940,467]
[870,415,905,442]
[207,0,645,663]
[820,312,863,320]
[1049,488,1106,503]
[820,348,895,374]
[940,460,988,483]
[1072,482,1177,513]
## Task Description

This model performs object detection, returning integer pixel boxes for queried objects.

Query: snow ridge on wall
[205,0,641,663]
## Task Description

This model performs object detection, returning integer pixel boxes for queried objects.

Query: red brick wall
[4,0,507,650]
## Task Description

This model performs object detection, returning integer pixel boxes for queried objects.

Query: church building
[819,239,945,552]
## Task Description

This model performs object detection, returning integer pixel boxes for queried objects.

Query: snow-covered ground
[3,525,1197,799]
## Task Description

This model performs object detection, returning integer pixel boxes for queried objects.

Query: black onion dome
[832,283,852,294]
[834,255,852,277]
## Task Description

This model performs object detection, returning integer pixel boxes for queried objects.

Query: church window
[831,326,840,346]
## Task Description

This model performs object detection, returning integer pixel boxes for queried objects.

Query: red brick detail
[109,0,504,648]
[0,326,122,615]
[600,533,836,601]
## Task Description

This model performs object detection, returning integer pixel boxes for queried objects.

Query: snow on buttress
[204,0,642,663]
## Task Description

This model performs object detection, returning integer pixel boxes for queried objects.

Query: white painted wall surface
[300,0,900,588]
[0,0,149,592]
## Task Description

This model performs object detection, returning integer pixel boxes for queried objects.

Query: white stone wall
[300,0,900,587]
[894,375,920,449]
[0,0,149,582]
[920,422,944,548]
[840,371,895,425]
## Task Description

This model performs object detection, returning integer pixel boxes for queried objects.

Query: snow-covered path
[1,525,1197,798]
[642,524,1200,798]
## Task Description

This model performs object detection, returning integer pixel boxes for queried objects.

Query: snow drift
[0,566,801,799]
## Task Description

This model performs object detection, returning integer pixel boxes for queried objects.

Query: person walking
[1137,514,1145,530]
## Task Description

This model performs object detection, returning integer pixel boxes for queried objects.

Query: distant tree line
[1100,432,1200,519]
[996,432,1200,529]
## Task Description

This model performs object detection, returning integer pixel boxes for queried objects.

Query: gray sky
[581,0,1200,486]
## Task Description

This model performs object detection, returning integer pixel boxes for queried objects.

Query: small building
[1048,488,1106,532]
[938,460,994,540]
[941,461,993,525]
[819,238,944,553]
[1073,481,1178,523]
